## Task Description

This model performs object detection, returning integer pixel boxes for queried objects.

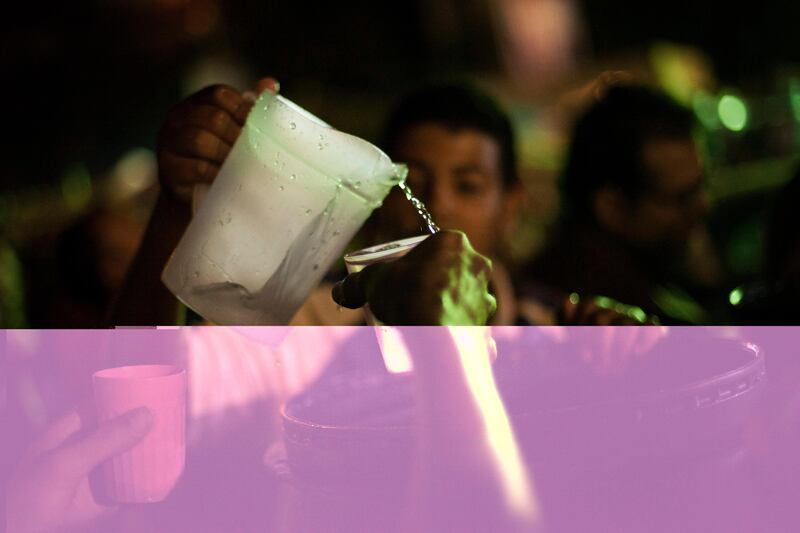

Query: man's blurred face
[377,122,513,257]
[622,137,710,258]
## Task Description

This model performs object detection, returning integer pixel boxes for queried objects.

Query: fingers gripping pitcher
[162,91,406,324]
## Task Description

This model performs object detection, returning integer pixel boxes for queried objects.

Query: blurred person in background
[525,84,725,324]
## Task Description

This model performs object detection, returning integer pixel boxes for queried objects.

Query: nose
[428,180,456,223]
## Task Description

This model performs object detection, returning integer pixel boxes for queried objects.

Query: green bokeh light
[729,287,744,306]
[717,95,748,132]
[629,307,648,323]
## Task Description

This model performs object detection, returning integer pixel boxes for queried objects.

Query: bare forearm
[107,192,190,326]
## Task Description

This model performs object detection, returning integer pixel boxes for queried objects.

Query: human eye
[456,173,487,196]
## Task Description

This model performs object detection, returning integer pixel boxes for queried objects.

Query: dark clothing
[526,223,714,324]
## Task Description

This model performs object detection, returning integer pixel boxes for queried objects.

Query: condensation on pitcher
[305,208,312,215]
[290,174,296,181]
[279,185,284,191]
[289,121,296,130]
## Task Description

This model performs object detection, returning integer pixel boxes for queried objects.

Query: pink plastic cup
[92,365,186,503]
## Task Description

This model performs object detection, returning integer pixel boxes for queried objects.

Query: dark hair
[380,82,519,189]
[561,84,696,222]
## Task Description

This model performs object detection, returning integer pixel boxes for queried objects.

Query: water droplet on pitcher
[193,271,200,278]
[317,142,325,150]
[305,208,312,215]
[290,174,296,180]
[289,122,296,130]
[279,185,284,191]
[333,230,340,237]
[313,264,319,271]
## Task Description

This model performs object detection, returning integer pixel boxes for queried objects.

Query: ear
[593,187,633,235]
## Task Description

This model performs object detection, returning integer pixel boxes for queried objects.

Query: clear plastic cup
[343,235,430,324]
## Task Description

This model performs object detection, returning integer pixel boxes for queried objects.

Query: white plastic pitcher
[162,91,405,325]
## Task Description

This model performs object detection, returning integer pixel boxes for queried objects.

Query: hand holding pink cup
[92,365,186,503]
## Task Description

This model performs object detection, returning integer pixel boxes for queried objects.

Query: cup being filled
[343,234,431,325]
